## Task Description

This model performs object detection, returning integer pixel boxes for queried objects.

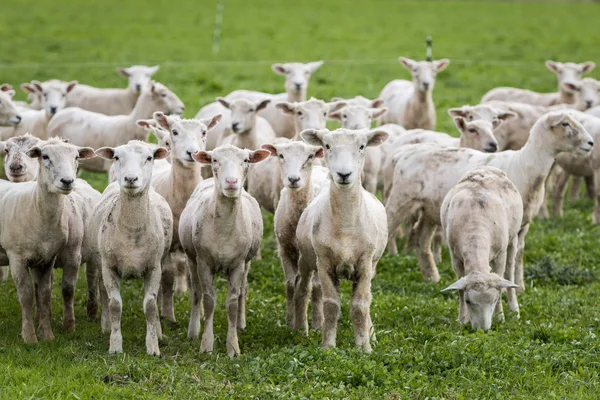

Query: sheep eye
[468,128,478,134]
[308,154,313,159]
[244,159,249,163]
[161,93,167,98]
[147,156,153,161]
[4,148,8,153]
[465,299,472,305]
[114,156,119,161]
[75,155,80,160]
[562,122,570,127]
[325,144,330,150]
[297,111,303,116]
[342,114,347,119]
[42,154,49,160]
[249,108,254,112]
[172,130,179,136]
[279,154,284,159]
[359,145,365,150]
[323,112,327,117]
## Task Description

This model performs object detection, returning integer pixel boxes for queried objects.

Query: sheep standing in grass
[0,84,22,127]
[47,81,184,172]
[377,57,450,129]
[88,141,172,355]
[150,111,222,321]
[482,61,595,106]
[225,61,324,138]
[296,128,389,352]
[267,141,327,327]
[385,111,593,285]
[179,146,269,358]
[441,167,522,332]
[0,139,95,343]
[67,65,160,115]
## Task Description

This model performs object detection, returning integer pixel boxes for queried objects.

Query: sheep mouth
[579,146,593,153]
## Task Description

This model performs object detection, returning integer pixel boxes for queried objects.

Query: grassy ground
[1,0,600,398]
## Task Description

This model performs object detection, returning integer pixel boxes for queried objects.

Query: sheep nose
[60,178,74,186]
[14,115,21,123]
[288,176,300,185]
[423,82,430,90]
[136,84,142,91]
[294,83,302,91]
[486,142,498,152]
[9,165,23,173]
[231,122,239,131]
[483,328,489,334]
[337,171,352,182]
[124,175,138,185]
[225,177,238,185]
[586,101,593,109]
[588,140,594,147]
[50,106,58,115]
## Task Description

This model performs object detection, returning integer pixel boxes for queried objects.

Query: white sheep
[15,82,43,110]
[441,167,522,332]
[266,141,327,327]
[67,65,159,115]
[481,61,596,106]
[0,84,23,127]
[296,128,389,352]
[179,145,270,358]
[377,57,450,129]
[88,141,172,355]
[385,111,593,286]
[224,61,324,138]
[275,98,347,140]
[0,139,95,343]
[47,81,184,172]
[0,134,42,182]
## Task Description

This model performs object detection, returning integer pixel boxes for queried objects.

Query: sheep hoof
[62,319,76,333]
[39,330,55,342]
[22,332,38,344]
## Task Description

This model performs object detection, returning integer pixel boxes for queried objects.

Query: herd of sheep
[0,55,598,358]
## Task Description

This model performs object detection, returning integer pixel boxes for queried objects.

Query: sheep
[179,145,270,358]
[275,98,347,140]
[377,57,450,129]
[0,84,23,127]
[0,139,95,343]
[15,82,43,110]
[87,141,172,355]
[67,65,160,115]
[0,80,76,140]
[385,111,593,286]
[481,61,596,106]
[441,167,522,332]
[150,111,222,321]
[295,128,389,352]
[0,134,42,182]
[330,95,384,109]
[266,141,327,327]
[224,61,324,138]
[47,81,184,172]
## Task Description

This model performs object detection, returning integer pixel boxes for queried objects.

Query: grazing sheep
[481,61,596,106]
[179,145,270,358]
[88,141,172,355]
[150,111,222,321]
[377,57,450,129]
[275,98,347,140]
[266,141,327,327]
[0,84,23,127]
[296,128,389,352]
[386,111,593,285]
[47,81,184,172]
[67,65,160,115]
[0,139,95,343]
[225,61,324,138]
[441,167,522,332]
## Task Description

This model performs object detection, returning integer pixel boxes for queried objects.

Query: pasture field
[2,0,600,398]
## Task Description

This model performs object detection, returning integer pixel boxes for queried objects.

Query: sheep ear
[153,112,170,130]
[306,60,324,73]
[32,81,43,93]
[370,107,388,120]
[0,83,13,92]
[448,107,467,118]
[153,147,170,160]
[582,62,596,74]
[546,112,567,128]
[95,147,116,160]
[20,83,36,94]
[202,113,223,130]
[117,67,130,77]
[261,144,278,157]
[192,151,212,164]
[497,111,517,122]
[217,97,230,109]
[330,97,345,102]
[545,60,559,73]
[66,81,78,93]
[301,129,327,146]
[562,82,581,93]
[497,278,519,289]
[0,141,6,153]
[276,101,295,115]
[256,99,271,111]
[136,119,157,130]
[248,149,271,164]
[492,119,503,129]
[399,57,417,71]
[26,146,42,159]
[434,59,450,72]
[78,147,96,160]
[328,111,342,121]
[314,147,324,158]
[149,81,157,93]
[453,116,467,132]
[371,99,385,108]
[327,101,347,114]
[441,277,467,292]
[148,65,160,76]
[4,89,15,98]
[366,129,389,147]
[272,64,288,76]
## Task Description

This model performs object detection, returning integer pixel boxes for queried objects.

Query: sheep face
[148,81,185,116]
[399,57,450,93]
[448,105,517,128]
[261,142,323,190]
[32,80,77,117]
[97,142,168,196]
[453,117,499,153]
[193,145,270,198]
[564,78,600,110]
[329,105,388,130]
[301,128,388,189]
[217,98,269,134]
[546,61,595,89]
[118,65,160,94]
[272,61,323,94]
[0,85,22,126]
[26,140,95,194]
[542,111,594,155]
[1,134,42,182]
[277,99,346,131]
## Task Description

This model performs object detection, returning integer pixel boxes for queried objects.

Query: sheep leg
[432,227,443,264]
[186,257,202,341]
[198,261,216,354]
[415,219,441,283]
[160,253,176,322]
[226,266,244,358]
[351,258,374,353]
[515,224,530,293]
[31,264,55,341]
[568,176,582,201]
[318,263,340,350]
[385,196,412,256]
[10,260,37,343]
[280,250,299,327]
[539,164,558,219]
[61,262,80,332]
[505,236,520,318]
[237,261,250,331]
[86,257,101,320]
[593,172,600,224]
[174,252,188,295]
[102,267,123,354]
[585,175,595,200]
[293,255,313,335]
[143,264,162,356]
[551,168,570,218]
[491,250,507,322]
[0,266,8,281]
[311,273,323,331]
[99,275,110,333]
[448,251,469,325]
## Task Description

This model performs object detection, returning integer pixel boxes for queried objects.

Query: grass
[1,0,600,398]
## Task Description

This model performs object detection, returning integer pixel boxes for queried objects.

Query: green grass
[2,0,600,398]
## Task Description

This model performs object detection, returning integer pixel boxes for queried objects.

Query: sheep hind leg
[311,273,323,331]
[414,219,441,283]
[226,266,244,358]
[432,227,443,264]
[351,258,374,353]
[160,253,176,322]
[505,236,520,318]
[32,264,55,341]
[551,168,570,218]
[585,175,595,200]
[143,264,162,356]
[61,262,80,332]
[318,264,340,350]
[293,256,313,335]
[11,260,37,343]
[237,261,250,331]
[490,249,508,323]
[515,224,530,293]
[568,176,582,201]
[173,252,188,295]
[0,266,8,281]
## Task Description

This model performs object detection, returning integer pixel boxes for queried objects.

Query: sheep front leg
[351,258,374,353]
[568,176,582,201]
[505,236,520,318]
[187,257,202,340]
[593,171,600,224]
[551,168,570,218]
[143,264,162,356]
[160,253,176,322]
[11,260,37,343]
[311,273,323,331]
[225,266,244,358]
[0,266,8,281]
[293,255,313,335]
[585,175,595,200]
[102,266,123,354]
[237,261,250,331]
[198,259,216,354]
[515,224,529,293]
[280,249,299,327]
[32,264,55,342]
[432,227,443,264]
[415,219,441,283]
[449,252,468,325]
[491,250,507,322]
[318,262,340,350]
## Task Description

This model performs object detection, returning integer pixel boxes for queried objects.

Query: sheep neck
[286,89,306,103]
[127,92,159,140]
[235,125,258,149]
[405,88,434,129]
[34,182,66,226]
[126,88,140,109]
[287,170,314,213]
[212,189,242,231]
[559,89,576,105]
[329,177,363,227]
[115,187,151,232]
[171,160,203,207]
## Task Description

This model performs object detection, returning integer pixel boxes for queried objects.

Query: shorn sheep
[275,98,347,140]
[385,111,593,286]
[88,141,172,355]
[296,128,389,352]
[481,61,596,106]
[441,167,522,332]
[179,145,270,358]
[47,81,184,172]
[0,139,95,343]
[67,65,160,115]
[0,84,22,127]
[377,57,450,129]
